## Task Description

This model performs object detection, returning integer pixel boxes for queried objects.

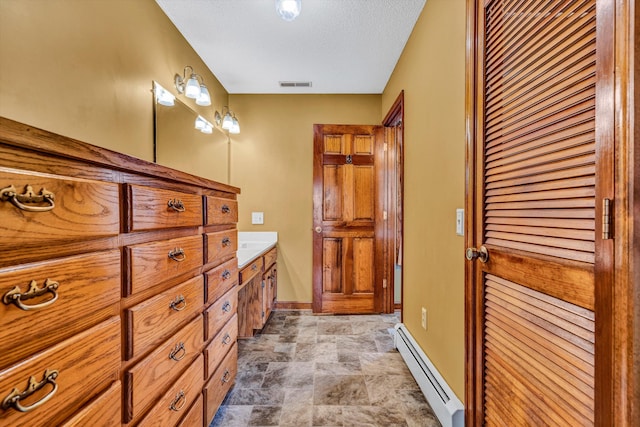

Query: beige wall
[228,94,381,302]
[382,0,467,401]
[0,0,229,182]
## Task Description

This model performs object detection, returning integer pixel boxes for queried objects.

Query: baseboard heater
[394,323,464,427]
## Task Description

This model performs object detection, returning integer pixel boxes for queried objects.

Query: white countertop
[237,231,278,268]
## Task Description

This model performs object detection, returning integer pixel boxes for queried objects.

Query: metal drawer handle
[169,390,186,411]
[222,270,231,280]
[221,370,231,384]
[168,248,186,262]
[221,204,231,214]
[1,184,55,212]
[2,369,59,413]
[170,295,187,311]
[167,199,185,212]
[2,279,59,311]
[221,237,231,247]
[222,301,231,313]
[169,342,186,361]
[222,333,232,345]
[251,264,258,271]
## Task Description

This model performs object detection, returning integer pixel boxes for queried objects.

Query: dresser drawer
[0,250,121,369]
[205,257,238,306]
[0,170,120,248]
[240,257,263,285]
[126,276,204,360]
[205,286,238,341]
[205,315,238,379]
[61,381,121,427]
[0,317,120,427]
[177,394,203,427]
[205,229,237,265]
[137,355,204,427]
[126,184,202,232]
[125,315,204,422]
[204,343,237,424]
[263,247,277,269]
[205,196,238,225]
[125,235,203,296]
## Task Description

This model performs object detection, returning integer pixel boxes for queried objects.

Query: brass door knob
[314,227,322,233]
[465,246,489,263]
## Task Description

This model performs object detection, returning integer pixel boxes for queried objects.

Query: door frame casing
[382,91,405,315]
[464,0,639,425]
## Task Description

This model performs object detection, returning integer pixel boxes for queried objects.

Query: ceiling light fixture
[174,65,211,106]
[276,0,301,21]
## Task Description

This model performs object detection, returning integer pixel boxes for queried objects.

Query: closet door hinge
[602,198,612,240]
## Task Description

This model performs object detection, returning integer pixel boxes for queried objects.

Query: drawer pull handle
[170,295,187,311]
[3,279,59,311]
[1,184,55,213]
[2,369,59,413]
[222,301,231,313]
[251,264,258,271]
[167,199,186,212]
[221,204,231,214]
[169,390,186,411]
[221,237,231,247]
[168,248,186,262]
[222,270,231,280]
[222,333,232,345]
[169,342,186,361]
[221,370,231,384]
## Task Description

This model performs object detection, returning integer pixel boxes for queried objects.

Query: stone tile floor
[210,311,441,427]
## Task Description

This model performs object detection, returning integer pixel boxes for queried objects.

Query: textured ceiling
[155,0,426,94]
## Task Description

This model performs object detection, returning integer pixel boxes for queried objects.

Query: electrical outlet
[421,307,427,330]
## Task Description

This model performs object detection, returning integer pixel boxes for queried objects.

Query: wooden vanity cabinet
[0,117,240,427]
[237,247,278,338]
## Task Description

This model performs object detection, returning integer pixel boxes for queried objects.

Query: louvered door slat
[485,165,595,190]
[485,176,595,196]
[486,224,594,241]
[485,217,595,230]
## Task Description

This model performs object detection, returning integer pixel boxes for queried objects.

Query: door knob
[314,227,322,233]
[465,246,489,263]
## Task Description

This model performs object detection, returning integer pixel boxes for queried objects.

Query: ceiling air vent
[279,81,312,88]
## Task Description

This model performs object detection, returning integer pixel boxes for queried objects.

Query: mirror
[153,82,229,183]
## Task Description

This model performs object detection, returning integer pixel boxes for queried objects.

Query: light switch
[252,212,264,225]
[456,208,464,236]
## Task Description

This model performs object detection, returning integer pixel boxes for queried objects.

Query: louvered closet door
[469,0,612,425]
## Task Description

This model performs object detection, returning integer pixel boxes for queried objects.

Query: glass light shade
[276,0,301,21]
[155,83,175,107]
[196,84,211,106]
[229,116,240,134]
[221,112,234,130]
[202,124,213,134]
[184,75,201,98]
[195,116,206,130]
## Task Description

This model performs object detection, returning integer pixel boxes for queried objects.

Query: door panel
[313,124,383,313]
[466,0,613,425]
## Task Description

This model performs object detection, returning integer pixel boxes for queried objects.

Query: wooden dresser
[0,117,240,426]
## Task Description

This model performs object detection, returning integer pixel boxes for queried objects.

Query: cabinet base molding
[273,302,312,310]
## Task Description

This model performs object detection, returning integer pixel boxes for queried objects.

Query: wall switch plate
[252,212,264,225]
[456,208,464,236]
[421,307,427,330]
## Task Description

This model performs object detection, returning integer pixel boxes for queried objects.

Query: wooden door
[466,0,616,425]
[312,124,384,314]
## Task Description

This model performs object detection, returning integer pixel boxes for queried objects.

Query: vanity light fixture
[194,115,214,134]
[276,0,301,21]
[215,106,240,134]
[174,65,211,106]
[229,114,240,134]
[154,82,175,107]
